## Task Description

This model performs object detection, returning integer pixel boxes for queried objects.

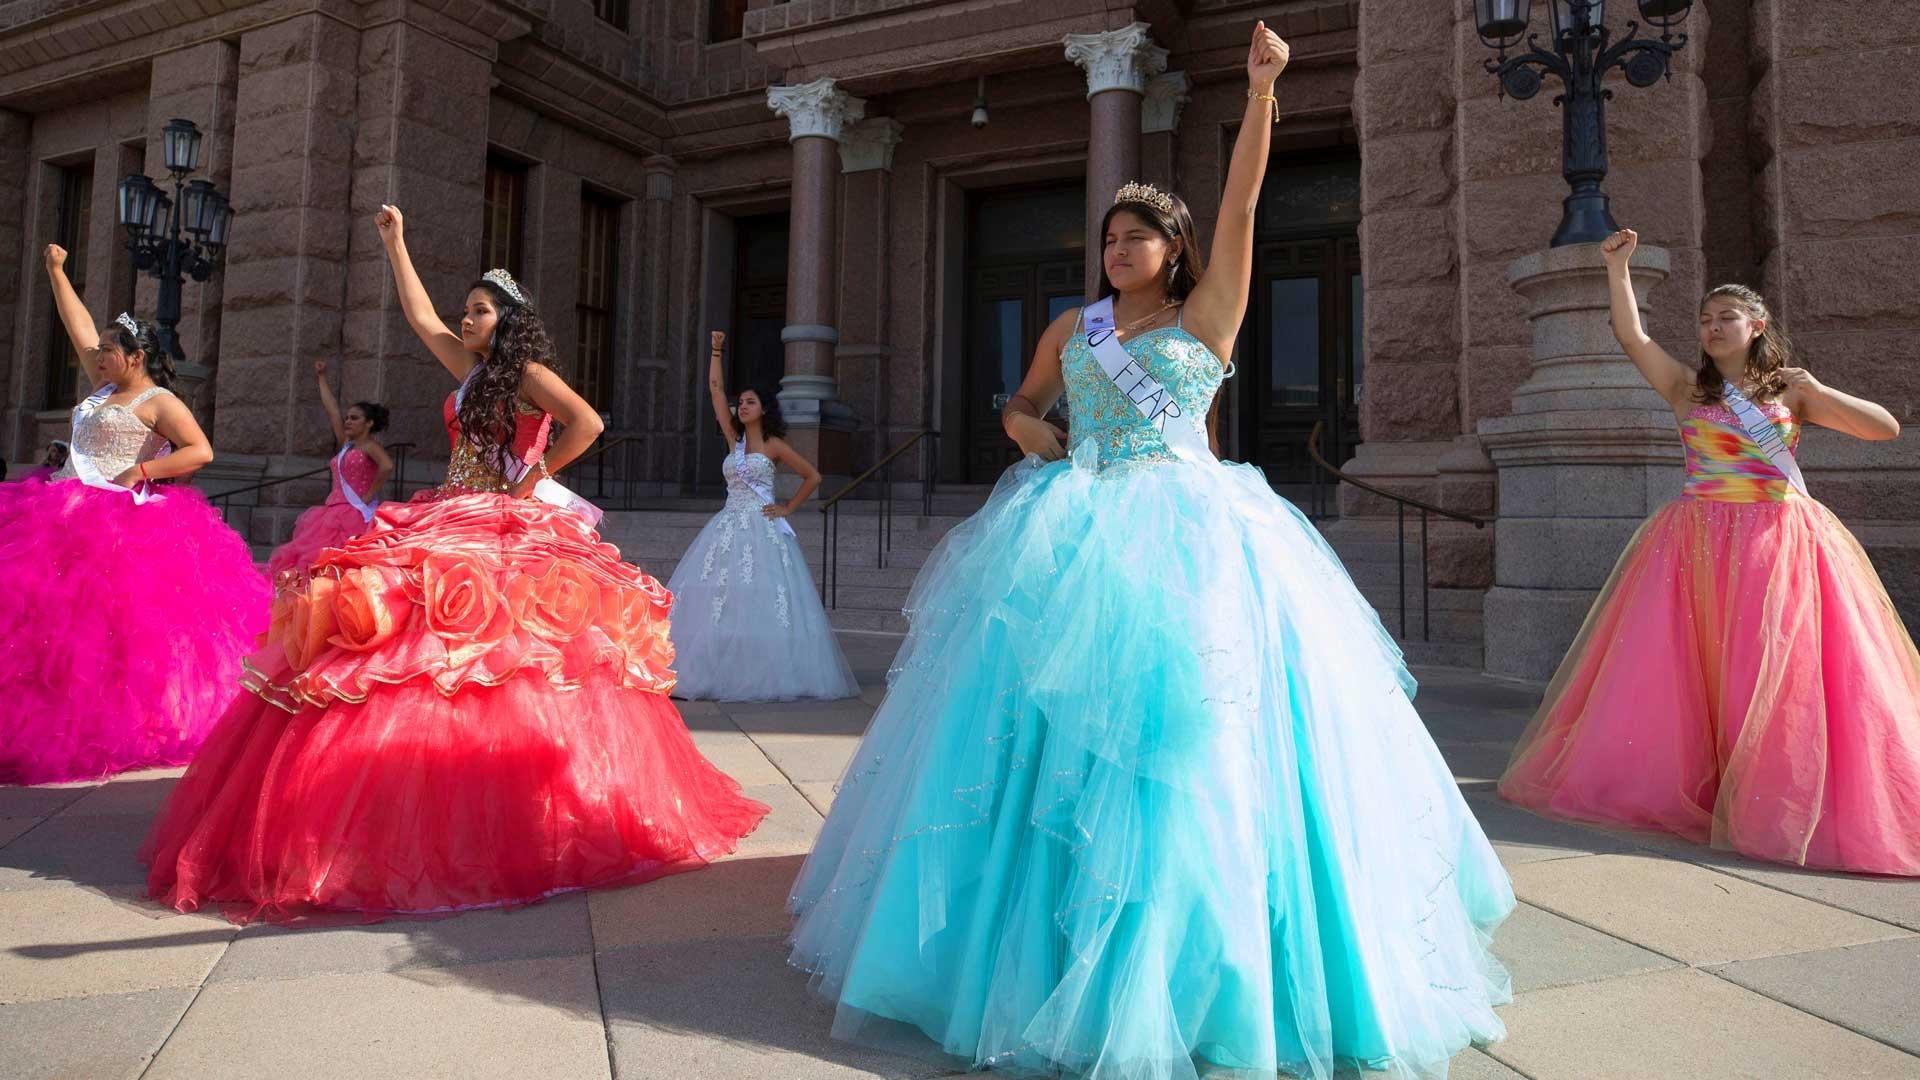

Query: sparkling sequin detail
[1060,326,1224,469]
[50,387,173,482]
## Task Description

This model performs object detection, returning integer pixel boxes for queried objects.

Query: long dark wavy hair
[737,384,787,440]
[99,316,174,388]
[1693,284,1797,405]
[1095,192,1205,304]
[455,280,555,452]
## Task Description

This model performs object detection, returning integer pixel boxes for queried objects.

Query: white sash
[738,440,797,538]
[1722,384,1808,498]
[453,367,604,525]
[1081,296,1214,463]
[66,384,163,505]
[334,442,380,522]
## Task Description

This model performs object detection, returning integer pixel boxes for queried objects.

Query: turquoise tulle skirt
[788,445,1514,1080]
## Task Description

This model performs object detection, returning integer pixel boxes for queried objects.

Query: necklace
[1116,300,1178,336]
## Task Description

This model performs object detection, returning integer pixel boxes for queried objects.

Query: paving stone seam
[585,905,621,1080]
[1704,964,1920,1064]
[1624,839,1920,932]
[0,808,66,853]
[135,977,214,1080]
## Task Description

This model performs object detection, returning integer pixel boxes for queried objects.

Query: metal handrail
[1305,421,1486,643]
[207,441,416,528]
[818,430,941,609]
[558,433,645,509]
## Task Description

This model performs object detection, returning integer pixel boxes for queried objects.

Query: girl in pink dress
[1500,228,1920,876]
[265,360,393,579]
[0,245,269,784]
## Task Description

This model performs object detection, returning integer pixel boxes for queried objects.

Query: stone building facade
[1,0,1914,674]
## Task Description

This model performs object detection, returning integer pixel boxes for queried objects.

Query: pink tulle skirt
[0,472,271,784]
[266,500,372,578]
[1499,495,1920,875]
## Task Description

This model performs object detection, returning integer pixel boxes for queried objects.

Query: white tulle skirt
[666,500,860,702]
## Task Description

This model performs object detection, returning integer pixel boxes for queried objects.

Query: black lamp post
[1476,0,1694,246]
[115,118,233,366]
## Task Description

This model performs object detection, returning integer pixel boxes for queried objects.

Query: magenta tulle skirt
[267,501,371,579]
[1500,495,1920,875]
[0,471,271,784]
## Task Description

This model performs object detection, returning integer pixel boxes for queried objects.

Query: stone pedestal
[1477,243,1685,680]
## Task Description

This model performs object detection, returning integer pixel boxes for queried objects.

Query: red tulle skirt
[1500,495,1920,875]
[143,491,769,922]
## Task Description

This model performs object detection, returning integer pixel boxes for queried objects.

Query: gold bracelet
[1247,88,1278,124]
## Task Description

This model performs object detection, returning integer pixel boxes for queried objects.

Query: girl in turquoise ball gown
[789,22,1514,1080]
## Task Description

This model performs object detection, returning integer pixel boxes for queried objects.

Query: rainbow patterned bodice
[1681,401,1802,503]
[328,445,381,506]
[1061,325,1224,467]
[439,392,553,494]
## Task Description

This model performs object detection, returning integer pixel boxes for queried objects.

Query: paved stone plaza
[2,634,1916,1080]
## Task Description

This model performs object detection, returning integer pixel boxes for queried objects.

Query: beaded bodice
[50,386,172,482]
[723,441,777,512]
[1681,401,1802,503]
[1060,324,1224,467]
[439,391,552,494]
[328,445,381,505]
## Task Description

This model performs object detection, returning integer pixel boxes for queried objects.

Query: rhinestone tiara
[114,312,140,337]
[480,268,529,306]
[1113,181,1174,215]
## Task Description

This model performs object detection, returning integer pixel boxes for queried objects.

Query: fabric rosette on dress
[145,390,767,923]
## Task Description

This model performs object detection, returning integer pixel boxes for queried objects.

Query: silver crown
[1113,181,1175,216]
[114,312,140,337]
[481,268,529,306]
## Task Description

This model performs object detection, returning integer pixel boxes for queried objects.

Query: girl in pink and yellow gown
[264,360,392,580]
[0,245,267,784]
[143,206,768,922]
[1500,228,1920,876]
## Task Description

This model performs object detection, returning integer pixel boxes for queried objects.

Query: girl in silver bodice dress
[0,245,268,784]
[666,332,859,702]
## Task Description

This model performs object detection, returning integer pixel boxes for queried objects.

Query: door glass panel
[1269,278,1320,405]
[976,298,1026,410]
[1350,271,1364,405]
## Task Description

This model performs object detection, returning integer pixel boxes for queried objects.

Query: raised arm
[374,205,474,380]
[313,359,346,443]
[999,307,1075,462]
[1183,22,1288,363]
[707,331,739,444]
[762,437,822,520]
[1600,230,1694,410]
[1783,371,1902,441]
[517,363,605,490]
[44,245,104,388]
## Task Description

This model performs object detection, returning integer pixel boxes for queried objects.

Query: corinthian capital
[767,78,868,143]
[1063,22,1169,98]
